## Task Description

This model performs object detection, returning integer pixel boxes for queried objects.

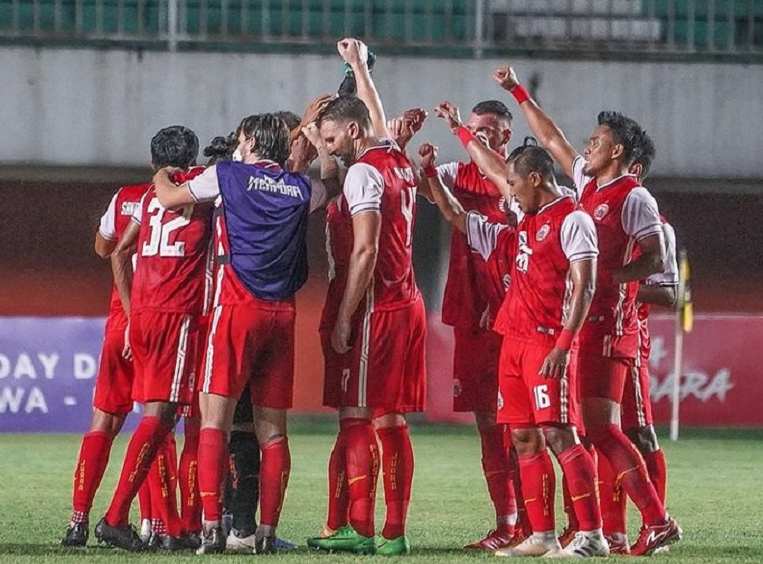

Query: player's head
[203,132,236,165]
[583,111,643,177]
[629,129,656,182]
[317,95,372,167]
[236,113,291,166]
[466,100,513,153]
[150,125,199,170]
[506,137,556,214]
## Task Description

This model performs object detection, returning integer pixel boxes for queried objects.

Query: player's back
[132,167,213,314]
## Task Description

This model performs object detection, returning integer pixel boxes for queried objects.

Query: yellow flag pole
[670,250,691,442]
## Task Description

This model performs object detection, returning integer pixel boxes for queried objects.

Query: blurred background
[1,0,762,431]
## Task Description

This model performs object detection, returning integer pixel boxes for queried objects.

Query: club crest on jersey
[593,203,609,221]
[536,223,551,241]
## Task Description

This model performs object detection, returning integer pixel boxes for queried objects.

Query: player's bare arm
[434,100,511,201]
[494,65,578,179]
[418,142,468,234]
[302,122,342,204]
[153,167,195,209]
[294,93,334,143]
[540,257,596,379]
[332,210,381,354]
[94,232,116,258]
[611,232,665,285]
[339,37,389,139]
[389,108,428,152]
[637,283,677,308]
[110,220,139,360]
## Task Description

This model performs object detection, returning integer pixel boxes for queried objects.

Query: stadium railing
[0,0,760,62]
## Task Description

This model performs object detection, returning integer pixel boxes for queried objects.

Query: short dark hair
[507,136,555,180]
[274,110,302,132]
[597,111,644,165]
[471,100,513,124]
[238,113,291,166]
[203,132,236,164]
[150,125,198,169]
[317,95,371,131]
[631,130,657,179]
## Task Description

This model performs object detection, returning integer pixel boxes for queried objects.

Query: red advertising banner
[425,314,763,427]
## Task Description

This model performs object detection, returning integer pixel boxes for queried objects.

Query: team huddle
[61,37,682,557]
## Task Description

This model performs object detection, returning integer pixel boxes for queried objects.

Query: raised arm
[302,122,342,208]
[418,142,467,233]
[388,108,428,152]
[338,38,389,139]
[493,66,579,179]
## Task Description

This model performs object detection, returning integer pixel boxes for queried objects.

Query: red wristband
[422,165,438,178]
[510,84,531,104]
[555,329,575,351]
[455,125,476,148]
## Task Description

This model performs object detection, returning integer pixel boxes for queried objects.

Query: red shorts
[200,301,295,409]
[92,316,135,415]
[577,328,636,402]
[497,338,581,428]
[322,298,426,413]
[621,355,653,429]
[130,311,200,406]
[452,326,502,412]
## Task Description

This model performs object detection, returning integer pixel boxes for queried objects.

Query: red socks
[597,449,626,535]
[478,424,517,535]
[179,419,201,533]
[588,424,665,527]
[342,418,379,538]
[197,427,228,524]
[105,416,173,527]
[138,480,152,523]
[642,448,667,505]
[557,444,601,532]
[147,434,183,537]
[326,432,349,531]
[518,450,556,533]
[71,430,114,522]
[376,424,414,540]
[259,436,291,528]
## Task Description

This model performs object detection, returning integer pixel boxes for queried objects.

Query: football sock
[138,479,152,522]
[376,424,414,539]
[478,424,517,534]
[561,475,580,531]
[642,448,668,505]
[557,444,601,532]
[508,445,532,535]
[258,436,290,529]
[342,418,379,538]
[197,427,228,524]
[326,432,349,531]
[178,419,201,534]
[597,448,626,535]
[148,435,183,537]
[517,450,556,533]
[105,416,173,527]
[227,430,260,534]
[71,430,114,522]
[589,424,665,526]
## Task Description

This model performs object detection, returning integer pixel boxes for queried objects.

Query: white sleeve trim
[647,222,679,286]
[344,163,383,216]
[466,211,508,261]
[188,165,220,203]
[560,210,599,263]
[98,192,119,240]
[622,187,662,241]
[436,162,459,190]
[571,155,591,200]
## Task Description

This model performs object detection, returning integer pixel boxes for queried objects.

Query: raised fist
[493,65,520,91]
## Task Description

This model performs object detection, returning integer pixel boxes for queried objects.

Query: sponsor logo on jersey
[121,201,139,216]
[536,223,551,241]
[593,203,609,220]
[247,176,305,200]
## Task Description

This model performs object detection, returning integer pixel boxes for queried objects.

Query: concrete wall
[1,46,762,177]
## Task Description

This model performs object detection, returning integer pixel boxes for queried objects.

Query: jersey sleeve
[435,162,459,190]
[647,222,679,286]
[571,155,592,200]
[560,210,599,263]
[466,211,509,261]
[131,192,147,225]
[621,187,663,241]
[98,192,119,240]
[343,163,384,216]
[187,165,220,203]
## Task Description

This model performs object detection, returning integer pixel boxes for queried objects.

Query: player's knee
[625,425,659,453]
[373,411,406,429]
[510,426,544,455]
[541,424,576,456]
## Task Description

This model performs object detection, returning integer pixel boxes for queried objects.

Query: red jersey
[321,142,421,330]
[493,196,598,347]
[437,161,510,328]
[99,183,151,322]
[131,167,213,315]
[573,156,663,344]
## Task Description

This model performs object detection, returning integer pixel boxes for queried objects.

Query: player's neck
[596,163,630,186]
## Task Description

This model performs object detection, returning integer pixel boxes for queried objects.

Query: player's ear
[611,142,624,161]
[629,162,643,178]
[348,120,361,140]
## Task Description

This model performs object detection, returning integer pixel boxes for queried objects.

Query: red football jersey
[321,143,421,330]
[99,183,152,321]
[438,161,510,328]
[493,196,598,347]
[131,167,213,315]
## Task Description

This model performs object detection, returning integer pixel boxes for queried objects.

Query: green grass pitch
[0,420,762,563]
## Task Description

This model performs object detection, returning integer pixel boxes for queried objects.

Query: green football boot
[309,525,376,554]
[376,535,411,556]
